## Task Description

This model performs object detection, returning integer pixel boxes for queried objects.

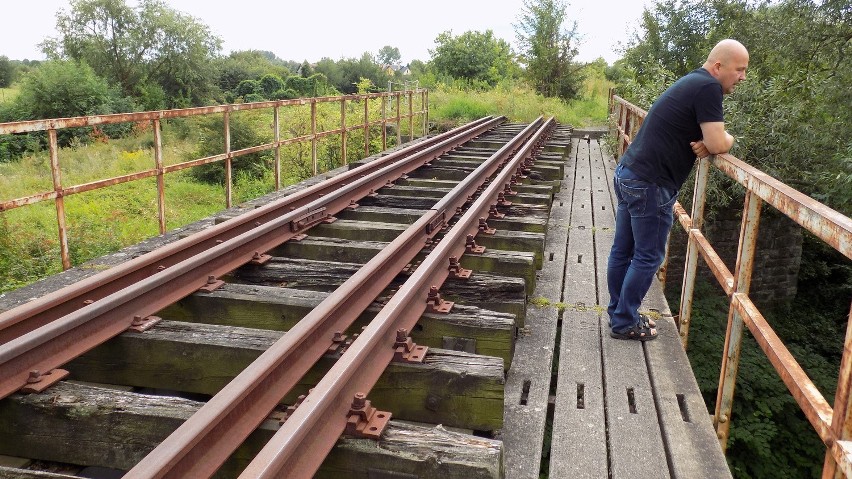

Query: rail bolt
[396,329,408,342]
[352,392,367,410]
[26,370,41,384]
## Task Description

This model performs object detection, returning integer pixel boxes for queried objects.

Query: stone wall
[665,202,803,308]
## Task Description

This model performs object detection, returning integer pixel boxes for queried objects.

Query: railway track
[0,117,574,478]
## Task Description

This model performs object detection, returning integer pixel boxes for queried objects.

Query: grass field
[0,76,613,293]
[0,85,20,104]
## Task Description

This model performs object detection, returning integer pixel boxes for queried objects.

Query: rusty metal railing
[610,92,852,478]
[0,90,429,271]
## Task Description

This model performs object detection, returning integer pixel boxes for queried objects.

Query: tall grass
[430,74,613,128]
[0,85,20,104]
[0,77,613,293]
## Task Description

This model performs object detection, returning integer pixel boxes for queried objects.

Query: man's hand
[690,140,710,159]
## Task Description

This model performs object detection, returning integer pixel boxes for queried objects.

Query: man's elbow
[704,133,735,154]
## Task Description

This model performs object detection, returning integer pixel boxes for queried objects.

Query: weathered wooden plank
[0,382,503,478]
[230,259,527,323]
[67,322,505,431]
[404,162,561,182]
[269,237,537,292]
[548,136,610,478]
[0,467,78,479]
[592,129,731,478]
[581,134,668,479]
[336,204,548,234]
[317,421,504,479]
[423,158,563,182]
[502,138,574,479]
[398,178,556,198]
[642,283,732,479]
[158,287,516,365]
[306,219,545,269]
[375,185,552,207]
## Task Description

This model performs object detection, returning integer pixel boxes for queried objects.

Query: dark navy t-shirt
[620,68,724,191]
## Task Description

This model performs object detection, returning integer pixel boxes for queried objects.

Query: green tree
[299,60,314,78]
[620,0,715,87]
[0,60,134,159]
[0,56,16,88]
[514,0,585,100]
[215,50,290,94]
[314,53,383,94]
[42,0,222,107]
[377,45,401,66]
[429,30,518,86]
[258,74,285,98]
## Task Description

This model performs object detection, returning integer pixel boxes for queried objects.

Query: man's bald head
[703,39,749,94]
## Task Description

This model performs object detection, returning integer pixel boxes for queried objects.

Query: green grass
[1,80,613,293]
[429,76,613,128]
[0,85,20,104]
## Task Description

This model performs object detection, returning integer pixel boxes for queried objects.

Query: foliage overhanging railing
[610,92,852,478]
[0,89,429,271]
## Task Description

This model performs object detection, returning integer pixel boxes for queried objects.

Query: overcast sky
[1,0,652,64]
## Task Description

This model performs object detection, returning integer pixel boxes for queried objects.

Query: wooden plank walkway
[502,130,732,479]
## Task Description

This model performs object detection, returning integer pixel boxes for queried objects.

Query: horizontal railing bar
[712,154,852,260]
[0,91,427,135]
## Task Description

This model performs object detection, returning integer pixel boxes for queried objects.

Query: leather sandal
[611,322,658,341]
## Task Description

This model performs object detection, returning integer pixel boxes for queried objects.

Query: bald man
[607,39,749,341]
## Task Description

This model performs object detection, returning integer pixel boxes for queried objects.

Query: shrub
[189,111,273,184]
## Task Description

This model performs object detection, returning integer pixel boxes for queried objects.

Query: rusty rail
[0,90,428,270]
[0,117,501,401]
[0,116,493,345]
[239,118,553,478]
[122,117,550,478]
[610,92,852,478]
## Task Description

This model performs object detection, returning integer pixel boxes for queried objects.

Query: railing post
[153,118,166,235]
[224,110,232,209]
[311,99,318,174]
[714,189,763,452]
[677,156,711,348]
[364,96,370,157]
[408,91,414,143]
[274,106,281,190]
[48,129,71,270]
[381,93,387,150]
[822,300,852,478]
[341,98,347,167]
[423,89,429,137]
[396,93,402,145]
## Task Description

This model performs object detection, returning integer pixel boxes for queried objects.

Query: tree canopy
[377,45,402,66]
[514,0,585,101]
[429,30,518,87]
[41,0,222,108]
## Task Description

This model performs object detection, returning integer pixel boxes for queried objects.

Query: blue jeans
[607,164,677,333]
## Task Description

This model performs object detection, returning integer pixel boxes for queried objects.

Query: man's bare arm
[698,121,735,154]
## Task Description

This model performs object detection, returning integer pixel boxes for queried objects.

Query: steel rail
[0,117,504,400]
[241,117,554,478]
[0,116,499,345]
[125,117,548,478]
